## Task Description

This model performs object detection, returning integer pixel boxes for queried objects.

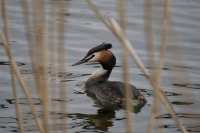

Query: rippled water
[0,0,200,132]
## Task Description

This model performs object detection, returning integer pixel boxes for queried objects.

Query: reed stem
[0,33,45,133]
[86,1,188,132]
[117,0,133,132]
[1,1,25,132]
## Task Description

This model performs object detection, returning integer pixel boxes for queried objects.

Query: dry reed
[117,0,133,133]
[143,0,159,132]
[31,1,49,132]
[55,0,68,132]
[1,0,25,132]
[146,0,171,132]
[22,0,69,132]
[0,32,45,133]
[20,1,46,132]
[1,1,46,133]
[21,0,49,132]
[86,0,188,132]
[47,1,60,132]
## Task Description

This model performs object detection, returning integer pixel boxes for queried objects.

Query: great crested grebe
[72,43,146,111]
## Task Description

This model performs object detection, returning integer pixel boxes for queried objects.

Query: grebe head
[72,43,116,70]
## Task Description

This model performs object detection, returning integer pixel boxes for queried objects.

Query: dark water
[0,0,200,132]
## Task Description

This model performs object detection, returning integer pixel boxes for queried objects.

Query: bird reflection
[68,103,145,132]
[68,109,115,132]
[87,109,115,131]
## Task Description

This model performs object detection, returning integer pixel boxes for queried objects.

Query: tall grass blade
[1,1,25,132]
[85,0,188,132]
[0,32,45,133]
[117,0,133,133]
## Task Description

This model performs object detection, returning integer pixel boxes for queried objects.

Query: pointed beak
[72,55,94,66]
[72,57,88,66]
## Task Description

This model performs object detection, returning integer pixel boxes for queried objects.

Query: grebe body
[73,43,146,111]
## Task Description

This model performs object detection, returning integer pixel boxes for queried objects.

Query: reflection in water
[85,109,115,131]
[68,102,146,132]
[157,113,200,132]
[68,109,115,132]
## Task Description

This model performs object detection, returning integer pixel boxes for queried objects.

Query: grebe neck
[87,67,112,83]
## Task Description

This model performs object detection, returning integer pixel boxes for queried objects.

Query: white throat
[92,67,107,77]
[89,67,109,80]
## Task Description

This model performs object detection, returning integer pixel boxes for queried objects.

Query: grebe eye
[90,54,95,58]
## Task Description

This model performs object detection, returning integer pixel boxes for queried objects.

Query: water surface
[0,0,200,132]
